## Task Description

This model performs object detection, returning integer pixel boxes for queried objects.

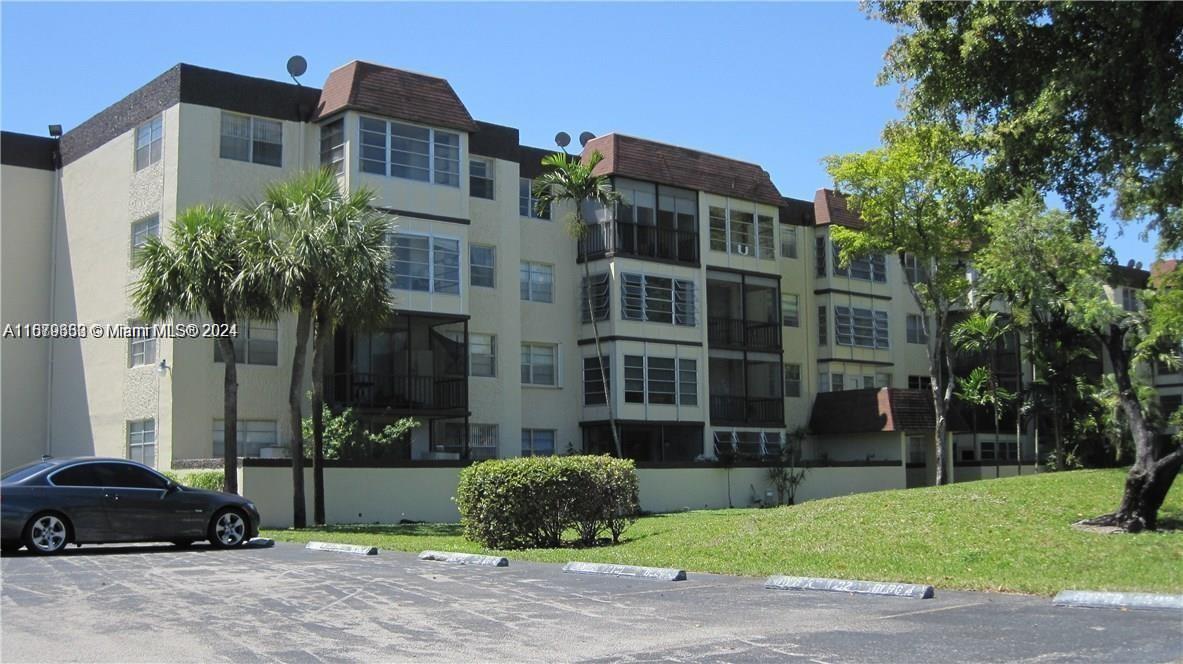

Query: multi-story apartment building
[1,59,1171,492]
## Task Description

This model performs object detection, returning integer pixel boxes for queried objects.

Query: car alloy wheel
[27,515,68,554]
[214,511,246,547]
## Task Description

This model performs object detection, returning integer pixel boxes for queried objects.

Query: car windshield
[1,461,53,483]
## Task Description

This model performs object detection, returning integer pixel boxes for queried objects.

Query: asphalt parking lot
[2,542,1181,663]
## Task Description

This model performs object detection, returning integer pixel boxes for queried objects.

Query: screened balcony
[326,313,468,415]
[706,271,781,351]
[708,354,784,426]
[576,178,700,265]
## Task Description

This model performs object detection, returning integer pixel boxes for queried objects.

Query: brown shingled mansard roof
[581,134,784,206]
[809,388,968,435]
[314,61,478,132]
[813,188,864,228]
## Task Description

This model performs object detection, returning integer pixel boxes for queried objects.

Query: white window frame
[707,201,776,259]
[127,320,157,368]
[1122,287,1138,312]
[621,272,695,326]
[469,157,495,199]
[833,243,887,282]
[214,319,278,366]
[581,272,610,323]
[470,244,496,288]
[781,226,798,259]
[520,261,554,303]
[213,420,279,458]
[358,116,460,187]
[388,231,461,295]
[519,178,551,219]
[320,118,345,174]
[583,355,610,406]
[470,333,496,378]
[784,363,801,398]
[219,111,283,167]
[135,115,163,171]
[623,354,697,405]
[906,313,928,344]
[781,293,800,327]
[130,214,160,255]
[521,429,556,456]
[128,419,157,467]
[521,342,558,386]
[835,306,890,349]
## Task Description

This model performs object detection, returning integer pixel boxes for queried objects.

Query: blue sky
[1,2,1161,266]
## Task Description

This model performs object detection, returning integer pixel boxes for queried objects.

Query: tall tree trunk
[990,348,1001,479]
[582,234,622,458]
[928,324,951,486]
[215,318,239,495]
[311,311,331,526]
[1052,389,1064,471]
[1092,324,1180,531]
[1015,331,1023,476]
[289,300,314,529]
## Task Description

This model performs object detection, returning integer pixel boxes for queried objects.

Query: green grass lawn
[263,468,1183,596]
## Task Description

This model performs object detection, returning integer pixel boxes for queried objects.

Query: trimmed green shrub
[164,470,226,492]
[455,455,639,549]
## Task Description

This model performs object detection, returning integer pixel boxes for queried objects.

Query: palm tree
[305,190,393,525]
[952,312,1015,477]
[244,169,389,527]
[533,151,623,458]
[132,205,271,494]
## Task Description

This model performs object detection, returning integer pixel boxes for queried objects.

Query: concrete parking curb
[305,541,378,556]
[765,575,934,599]
[562,561,686,581]
[246,537,275,548]
[419,550,508,566]
[1053,590,1183,612]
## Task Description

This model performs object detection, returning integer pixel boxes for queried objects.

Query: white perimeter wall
[242,464,907,528]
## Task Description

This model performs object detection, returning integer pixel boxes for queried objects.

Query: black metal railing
[709,395,784,425]
[579,221,698,264]
[328,372,467,411]
[707,316,781,349]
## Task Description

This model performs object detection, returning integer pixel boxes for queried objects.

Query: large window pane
[470,245,495,288]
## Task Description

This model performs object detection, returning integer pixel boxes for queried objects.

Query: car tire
[23,512,71,555]
[208,508,248,549]
[1,540,22,553]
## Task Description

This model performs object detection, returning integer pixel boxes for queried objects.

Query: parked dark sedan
[1,457,259,554]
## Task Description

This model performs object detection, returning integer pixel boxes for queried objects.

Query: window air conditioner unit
[736,243,751,256]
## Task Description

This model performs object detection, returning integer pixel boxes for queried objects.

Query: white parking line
[876,601,986,620]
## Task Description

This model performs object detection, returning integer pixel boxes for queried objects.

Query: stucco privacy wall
[241,464,907,528]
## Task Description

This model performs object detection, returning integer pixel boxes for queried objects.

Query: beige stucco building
[2,60,1175,515]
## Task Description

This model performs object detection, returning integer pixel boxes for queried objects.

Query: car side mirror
[166,480,181,493]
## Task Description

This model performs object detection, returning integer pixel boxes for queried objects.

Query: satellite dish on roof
[287,55,308,80]
[579,131,596,147]
[554,132,571,148]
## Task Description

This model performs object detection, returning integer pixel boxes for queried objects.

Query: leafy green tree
[301,406,419,461]
[975,195,1181,530]
[132,205,272,494]
[952,312,1016,476]
[532,151,623,457]
[955,365,1014,478]
[869,1,1183,252]
[825,122,984,485]
[244,169,390,527]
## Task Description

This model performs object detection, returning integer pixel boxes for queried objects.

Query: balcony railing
[709,395,784,425]
[707,316,781,349]
[328,372,467,411]
[579,221,699,264]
